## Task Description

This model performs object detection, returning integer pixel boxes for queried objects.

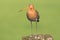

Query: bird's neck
[28,9,35,11]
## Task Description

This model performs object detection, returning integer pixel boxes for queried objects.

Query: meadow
[0,0,60,40]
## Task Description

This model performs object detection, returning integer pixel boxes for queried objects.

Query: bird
[19,4,40,34]
[27,4,40,33]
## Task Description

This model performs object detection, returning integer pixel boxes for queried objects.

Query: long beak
[18,7,28,12]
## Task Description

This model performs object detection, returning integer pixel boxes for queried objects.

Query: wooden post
[22,34,53,40]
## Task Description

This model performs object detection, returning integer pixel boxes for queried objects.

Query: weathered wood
[22,34,53,40]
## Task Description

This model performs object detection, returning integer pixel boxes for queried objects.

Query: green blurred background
[0,0,60,40]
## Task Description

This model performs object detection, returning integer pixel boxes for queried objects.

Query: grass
[0,0,60,40]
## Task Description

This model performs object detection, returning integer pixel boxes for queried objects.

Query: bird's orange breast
[27,10,37,19]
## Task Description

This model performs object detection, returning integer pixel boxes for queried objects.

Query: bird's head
[18,4,34,12]
[28,4,34,10]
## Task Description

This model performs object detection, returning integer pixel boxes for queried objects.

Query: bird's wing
[35,10,40,22]
[35,10,40,19]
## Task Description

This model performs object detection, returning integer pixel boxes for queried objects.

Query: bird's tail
[37,19,39,22]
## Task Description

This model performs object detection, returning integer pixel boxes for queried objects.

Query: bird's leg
[30,21,32,34]
[36,19,38,34]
